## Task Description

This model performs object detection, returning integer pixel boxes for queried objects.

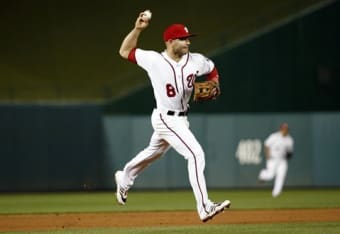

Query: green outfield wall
[1,105,339,191]
[103,112,340,189]
[0,104,106,191]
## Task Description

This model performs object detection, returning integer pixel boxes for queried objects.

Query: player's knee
[259,170,274,180]
[194,149,206,167]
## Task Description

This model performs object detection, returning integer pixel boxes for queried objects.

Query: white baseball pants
[258,158,288,197]
[119,108,212,217]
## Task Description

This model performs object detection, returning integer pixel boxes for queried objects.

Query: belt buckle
[167,110,175,116]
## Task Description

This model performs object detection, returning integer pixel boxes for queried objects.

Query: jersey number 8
[166,84,176,97]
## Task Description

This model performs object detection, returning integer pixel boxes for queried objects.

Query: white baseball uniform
[118,48,216,219]
[258,131,294,197]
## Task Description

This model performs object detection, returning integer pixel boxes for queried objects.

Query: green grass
[0,189,340,214]
[4,222,340,234]
[1,189,340,234]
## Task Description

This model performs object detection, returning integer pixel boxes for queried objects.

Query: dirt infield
[1,208,339,232]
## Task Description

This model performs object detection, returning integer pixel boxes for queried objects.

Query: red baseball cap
[163,24,196,41]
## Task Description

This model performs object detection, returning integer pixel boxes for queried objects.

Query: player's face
[280,127,289,136]
[171,37,190,57]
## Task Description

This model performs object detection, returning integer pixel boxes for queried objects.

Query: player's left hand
[193,80,220,102]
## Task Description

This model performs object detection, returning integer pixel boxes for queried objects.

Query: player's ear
[165,39,173,46]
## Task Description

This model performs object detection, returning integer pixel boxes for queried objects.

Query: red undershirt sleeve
[127,48,137,64]
[206,67,219,83]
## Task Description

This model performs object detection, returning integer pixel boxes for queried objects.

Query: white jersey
[265,131,294,159]
[134,48,214,112]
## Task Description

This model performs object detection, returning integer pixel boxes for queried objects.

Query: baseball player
[114,10,230,222]
[258,123,294,197]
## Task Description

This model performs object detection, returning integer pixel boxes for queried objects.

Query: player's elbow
[119,48,129,59]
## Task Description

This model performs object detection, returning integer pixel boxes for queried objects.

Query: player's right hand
[135,12,149,30]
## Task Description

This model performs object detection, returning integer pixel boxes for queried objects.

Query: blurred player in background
[258,123,294,197]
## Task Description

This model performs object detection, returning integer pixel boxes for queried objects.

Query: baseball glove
[193,80,220,102]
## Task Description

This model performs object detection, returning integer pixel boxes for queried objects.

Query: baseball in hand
[141,10,152,21]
